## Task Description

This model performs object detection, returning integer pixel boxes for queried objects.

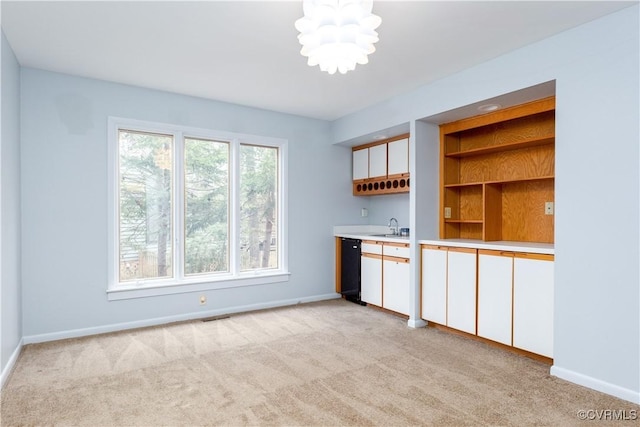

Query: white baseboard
[1,338,24,389]
[551,365,640,405]
[23,293,342,345]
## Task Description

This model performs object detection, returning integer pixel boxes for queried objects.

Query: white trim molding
[24,293,341,345]
[107,272,290,301]
[551,365,640,405]
[107,116,289,297]
[0,339,23,389]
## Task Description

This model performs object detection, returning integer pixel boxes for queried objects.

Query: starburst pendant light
[294,0,382,75]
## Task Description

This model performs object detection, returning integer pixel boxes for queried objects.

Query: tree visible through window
[184,138,229,275]
[240,144,278,271]
[111,122,285,289]
[118,130,173,281]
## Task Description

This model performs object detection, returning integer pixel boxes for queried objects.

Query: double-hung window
[107,118,288,300]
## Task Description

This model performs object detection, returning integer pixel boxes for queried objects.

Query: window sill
[107,271,291,301]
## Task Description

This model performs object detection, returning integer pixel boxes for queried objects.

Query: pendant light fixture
[294,0,382,75]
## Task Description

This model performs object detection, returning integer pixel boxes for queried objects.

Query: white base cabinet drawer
[362,242,383,255]
[383,244,410,258]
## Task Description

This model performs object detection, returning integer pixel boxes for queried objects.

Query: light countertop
[334,225,410,244]
[333,226,554,254]
[419,239,554,255]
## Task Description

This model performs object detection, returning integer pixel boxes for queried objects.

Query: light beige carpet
[1,299,638,426]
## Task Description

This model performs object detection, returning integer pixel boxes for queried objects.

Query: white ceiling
[1,1,636,121]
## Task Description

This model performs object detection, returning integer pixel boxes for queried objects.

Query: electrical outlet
[444,207,452,219]
[199,295,207,305]
[361,208,368,217]
[545,202,554,215]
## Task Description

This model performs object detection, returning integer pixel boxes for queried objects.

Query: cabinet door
[421,246,447,324]
[477,251,513,345]
[352,148,369,180]
[368,144,387,178]
[513,256,554,358]
[447,248,477,334]
[361,253,382,306]
[383,257,410,315]
[387,138,409,176]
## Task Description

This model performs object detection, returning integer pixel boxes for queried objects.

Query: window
[108,118,288,299]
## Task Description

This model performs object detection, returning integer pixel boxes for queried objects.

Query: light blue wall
[8,2,640,403]
[366,193,409,229]
[333,6,640,402]
[1,31,22,373]
[19,68,363,337]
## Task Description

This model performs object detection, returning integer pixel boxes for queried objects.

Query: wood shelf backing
[455,144,555,184]
[439,97,555,243]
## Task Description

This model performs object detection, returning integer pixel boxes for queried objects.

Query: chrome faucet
[388,217,399,235]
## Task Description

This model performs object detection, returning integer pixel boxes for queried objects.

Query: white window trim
[107,117,289,301]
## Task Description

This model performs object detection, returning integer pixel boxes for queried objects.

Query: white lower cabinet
[422,244,554,359]
[361,253,382,307]
[513,255,554,358]
[361,241,410,315]
[420,245,477,334]
[421,246,447,324]
[446,248,477,334]
[383,257,410,315]
[477,250,514,346]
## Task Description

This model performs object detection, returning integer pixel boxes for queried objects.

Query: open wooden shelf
[445,136,554,158]
[444,175,555,188]
[439,97,555,243]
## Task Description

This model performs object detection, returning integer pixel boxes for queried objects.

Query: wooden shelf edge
[444,175,554,188]
[445,136,554,158]
[351,133,410,151]
[444,219,483,224]
[440,96,556,134]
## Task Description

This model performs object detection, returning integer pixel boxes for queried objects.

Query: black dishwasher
[340,238,363,304]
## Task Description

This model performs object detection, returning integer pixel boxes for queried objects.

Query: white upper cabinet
[352,148,369,181]
[351,134,410,196]
[387,137,409,176]
[368,143,387,178]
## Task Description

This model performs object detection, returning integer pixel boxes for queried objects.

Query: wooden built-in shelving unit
[439,97,555,243]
